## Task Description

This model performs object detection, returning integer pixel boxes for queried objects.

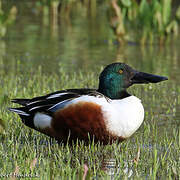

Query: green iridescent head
[98,63,168,99]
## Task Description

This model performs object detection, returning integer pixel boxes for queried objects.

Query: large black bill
[131,71,168,84]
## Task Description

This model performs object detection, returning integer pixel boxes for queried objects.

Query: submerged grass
[0,64,179,179]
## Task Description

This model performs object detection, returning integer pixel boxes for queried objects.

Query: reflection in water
[102,158,117,176]
[50,1,60,38]
[100,147,143,178]
[0,40,6,76]
[0,1,17,38]
[2,1,180,78]
[0,40,6,57]
[102,158,133,178]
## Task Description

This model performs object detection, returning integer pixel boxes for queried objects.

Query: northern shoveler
[9,63,168,144]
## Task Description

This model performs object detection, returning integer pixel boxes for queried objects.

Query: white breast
[65,95,144,138]
[102,96,144,138]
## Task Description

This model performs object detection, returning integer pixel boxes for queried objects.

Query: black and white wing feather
[9,88,104,116]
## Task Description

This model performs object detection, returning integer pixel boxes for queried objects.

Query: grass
[0,64,179,179]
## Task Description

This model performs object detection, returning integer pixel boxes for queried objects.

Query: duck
[9,63,168,144]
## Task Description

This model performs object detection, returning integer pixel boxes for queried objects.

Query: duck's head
[98,63,168,99]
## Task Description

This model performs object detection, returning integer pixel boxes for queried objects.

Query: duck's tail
[9,106,35,129]
[11,98,30,106]
[9,107,30,116]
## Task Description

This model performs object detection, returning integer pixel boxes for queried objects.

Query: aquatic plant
[28,0,180,44]
[0,1,17,37]
[109,0,180,45]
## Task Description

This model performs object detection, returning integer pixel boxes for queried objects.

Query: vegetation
[0,64,179,179]
[0,0,17,37]
[109,0,180,45]
[2,0,179,43]
[34,0,180,44]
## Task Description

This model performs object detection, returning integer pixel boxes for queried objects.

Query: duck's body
[10,63,167,144]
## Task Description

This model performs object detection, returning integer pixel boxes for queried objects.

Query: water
[3,3,180,76]
[2,2,180,75]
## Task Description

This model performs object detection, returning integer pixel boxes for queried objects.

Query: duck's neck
[97,87,131,100]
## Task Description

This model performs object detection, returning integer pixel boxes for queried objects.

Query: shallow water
[2,2,180,76]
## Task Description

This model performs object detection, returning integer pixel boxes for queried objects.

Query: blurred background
[0,0,180,76]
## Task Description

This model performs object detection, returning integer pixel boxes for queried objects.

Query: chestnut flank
[49,101,125,144]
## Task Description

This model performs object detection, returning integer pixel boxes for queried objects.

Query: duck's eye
[118,69,124,74]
